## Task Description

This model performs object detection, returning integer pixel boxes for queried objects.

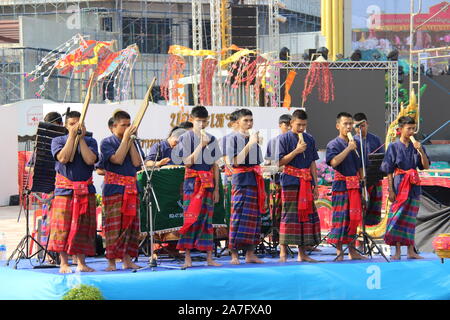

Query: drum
[137,166,227,234]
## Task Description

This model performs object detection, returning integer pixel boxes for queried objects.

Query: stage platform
[1,247,449,300]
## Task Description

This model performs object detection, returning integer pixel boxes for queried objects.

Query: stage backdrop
[281,68,387,148]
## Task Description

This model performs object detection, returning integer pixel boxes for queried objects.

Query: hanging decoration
[161,54,186,107]
[302,55,335,106]
[25,34,139,101]
[199,57,218,106]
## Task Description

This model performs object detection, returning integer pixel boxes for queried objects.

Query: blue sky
[352,0,447,28]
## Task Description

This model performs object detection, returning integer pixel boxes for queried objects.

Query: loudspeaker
[231,6,257,50]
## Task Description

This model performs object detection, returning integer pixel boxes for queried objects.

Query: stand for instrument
[133,139,184,272]
[7,190,58,269]
[333,131,389,262]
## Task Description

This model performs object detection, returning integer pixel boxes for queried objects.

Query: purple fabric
[278,131,319,187]
[174,130,222,192]
[381,140,429,199]
[325,136,362,192]
[51,135,98,195]
[100,134,144,196]
[226,131,263,187]
[145,140,175,165]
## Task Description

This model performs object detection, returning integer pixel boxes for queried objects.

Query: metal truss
[209,0,222,106]
[268,0,280,53]
[191,0,203,105]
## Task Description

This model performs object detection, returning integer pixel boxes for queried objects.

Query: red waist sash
[179,168,214,234]
[334,171,362,235]
[283,165,313,222]
[391,168,420,213]
[232,165,266,214]
[105,171,138,230]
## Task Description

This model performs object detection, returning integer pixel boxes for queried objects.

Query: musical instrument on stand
[137,166,227,235]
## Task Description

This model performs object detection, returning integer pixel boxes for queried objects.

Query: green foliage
[62,284,105,300]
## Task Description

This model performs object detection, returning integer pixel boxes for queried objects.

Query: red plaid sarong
[391,168,420,214]
[334,171,362,235]
[104,171,138,231]
[179,168,214,235]
[283,165,313,222]
[232,165,266,214]
[55,174,93,248]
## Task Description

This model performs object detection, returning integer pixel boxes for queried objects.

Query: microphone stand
[335,130,389,262]
[133,138,184,272]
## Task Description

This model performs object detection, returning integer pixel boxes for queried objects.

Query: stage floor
[1,247,449,300]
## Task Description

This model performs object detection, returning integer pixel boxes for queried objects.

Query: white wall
[0,106,18,206]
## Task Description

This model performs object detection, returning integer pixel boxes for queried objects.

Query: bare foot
[230,258,240,265]
[207,260,222,267]
[407,253,424,259]
[349,253,368,260]
[245,257,264,264]
[298,255,319,263]
[335,254,344,262]
[59,264,73,274]
[182,261,193,268]
[122,262,141,270]
[76,264,95,272]
[390,254,401,260]
[105,264,117,272]
[279,255,287,263]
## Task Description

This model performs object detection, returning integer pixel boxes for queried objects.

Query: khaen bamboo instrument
[347,132,360,158]
[69,73,95,162]
[298,132,306,159]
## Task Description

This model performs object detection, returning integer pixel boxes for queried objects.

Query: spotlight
[446,63,450,75]
[387,49,399,61]
[316,47,329,60]
[425,67,433,77]
[276,1,287,9]
[398,66,404,84]
[372,52,381,60]
[350,50,362,61]
[275,14,287,23]
[279,47,290,61]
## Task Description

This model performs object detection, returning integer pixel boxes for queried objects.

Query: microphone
[353,119,366,128]
[347,132,360,158]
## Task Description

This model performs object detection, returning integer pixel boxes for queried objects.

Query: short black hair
[279,114,292,124]
[65,111,81,124]
[179,121,193,129]
[354,113,367,122]
[237,108,252,119]
[107,117,114,128]
[292,109,307,120]
[230,109,241,122]
[191,105,209,119]
[336,112,353,123]
[398,116,416,127]
[113,110,131,123]
[44,112,62,125]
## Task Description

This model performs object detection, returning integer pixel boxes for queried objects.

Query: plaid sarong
[384,196,420,246]
[279,186,321,246]
[327,191,357,244]
[103,194,140,259]
[47,194,96,256]
[228,185,261,249]
[365,181,382,226]
[176,189,215,251]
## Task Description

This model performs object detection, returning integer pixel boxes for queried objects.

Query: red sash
[105,171,138,230]
[179,168,214,234]
[55,174,93,247]
[391,168,420,213]
[232,165,266,214]
[334,171,362,235]
[283,165,313,222]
